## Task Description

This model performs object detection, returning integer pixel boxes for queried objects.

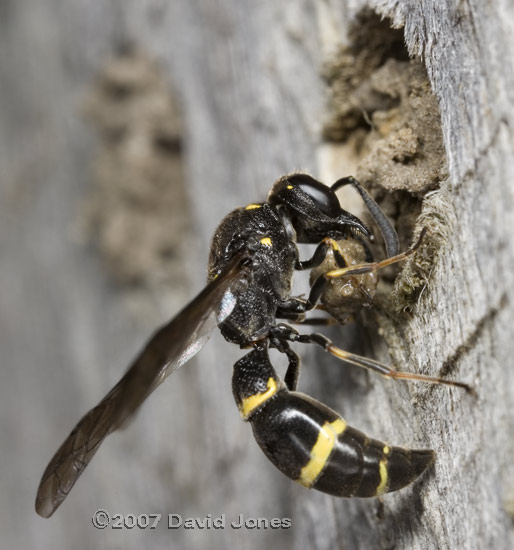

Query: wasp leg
[283,346,301,391]
[276,305,343,327]
[276,293,341,318]
[331,176,399,258]
[295,237,348,270]
[272,323,473,393]
[269,331,301,391]
[326,228,427,280]
[276,298,310,319]
[275,304,341,326]
[299,240,350,309]
[307,274,331,309]
[289,317,340,326]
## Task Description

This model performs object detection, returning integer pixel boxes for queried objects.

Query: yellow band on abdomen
[375,457,389,496]
[298,418,347,487]
[239,378,277,419]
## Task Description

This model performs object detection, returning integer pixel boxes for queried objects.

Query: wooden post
[2,1,513,548]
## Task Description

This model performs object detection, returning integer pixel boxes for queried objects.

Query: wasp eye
[288,174,341,218]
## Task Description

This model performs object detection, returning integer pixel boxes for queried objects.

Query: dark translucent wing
[35,253,248,518]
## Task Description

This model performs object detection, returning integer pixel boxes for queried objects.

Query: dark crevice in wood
[439,293,508,378]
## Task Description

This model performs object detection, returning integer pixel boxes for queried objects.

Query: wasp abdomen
[249,392,435,498]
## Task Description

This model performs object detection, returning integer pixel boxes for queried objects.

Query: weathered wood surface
[1,1,514,549]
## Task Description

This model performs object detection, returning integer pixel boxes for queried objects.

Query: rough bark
[2,1,514,549]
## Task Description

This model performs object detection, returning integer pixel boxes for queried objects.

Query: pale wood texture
[2,1,514,549]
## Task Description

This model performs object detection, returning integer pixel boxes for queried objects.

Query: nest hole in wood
[321,9,449,312]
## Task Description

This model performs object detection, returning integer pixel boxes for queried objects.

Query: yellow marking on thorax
[245,203,262,210]
[239,377,277,420]
[260,237,272,247]
[298,417,347,488]
[286,185,293,190]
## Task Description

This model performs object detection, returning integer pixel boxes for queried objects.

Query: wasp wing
[35,253,248,518]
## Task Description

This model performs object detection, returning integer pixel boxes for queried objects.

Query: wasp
[35,174,469,517]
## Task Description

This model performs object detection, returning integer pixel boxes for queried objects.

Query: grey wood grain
[2,1,514,549]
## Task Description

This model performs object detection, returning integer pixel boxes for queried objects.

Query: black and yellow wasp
[35,174,469,517]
